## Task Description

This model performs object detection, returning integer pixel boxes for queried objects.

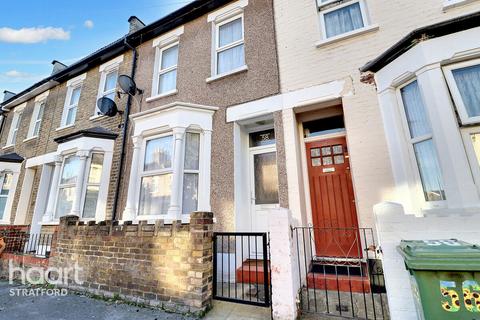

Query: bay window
[54,152,105,220]
[399,80,446,202]
[137,131,201,218]
[0,172,13,220]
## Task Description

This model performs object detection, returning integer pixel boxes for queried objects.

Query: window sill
[443,0,475,10]
[206,65,248,83]
[23,136,38,143]
[146,89,178,103]
[89,114,106,121]
[2,144,14,150]
[56,124,75,132]
[315,24,379,48]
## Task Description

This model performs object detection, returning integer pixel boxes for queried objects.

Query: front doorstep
[235,259,270,285]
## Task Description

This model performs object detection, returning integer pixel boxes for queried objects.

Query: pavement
[0,281,273,320]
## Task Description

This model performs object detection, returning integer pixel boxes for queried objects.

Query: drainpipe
[111,37,138,221]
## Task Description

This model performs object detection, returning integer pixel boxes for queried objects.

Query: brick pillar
[189,211,214,312]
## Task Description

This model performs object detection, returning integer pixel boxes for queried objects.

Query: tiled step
[307,272,371,293]
[235,260,270,284]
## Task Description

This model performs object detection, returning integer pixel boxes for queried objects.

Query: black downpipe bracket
[111,38,138,221]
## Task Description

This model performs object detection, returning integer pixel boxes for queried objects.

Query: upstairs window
[317,0,371,40]
[7,109,23,146]
[399,80,446,202]
[61,73,86,128]
[215,15,245,75]
[95,55,123,117]
[155,43,179,96]
[28,101,45,138]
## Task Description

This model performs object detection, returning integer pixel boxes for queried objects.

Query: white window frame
[0,172,13,220]
[443,58,480,125]
[317,0,377,45]
[207,10,248,82]
[94,55,123,119]
[60,73,86,129]
[137,132,175,219]
[151,41,179,98]
[26,100,46,140]
[54,154,78,219]
[182,131,202,215]
[53,151,106,221]
[79,152,104,219]
[461,126,480,195]
[396,78,446,208]
[5,104,25,147]
[136,130,202,221]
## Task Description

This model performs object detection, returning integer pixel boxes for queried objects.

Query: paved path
[0,281,195,320]
[0,281,276,320]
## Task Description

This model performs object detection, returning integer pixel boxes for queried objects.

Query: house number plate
[323,167,335,173]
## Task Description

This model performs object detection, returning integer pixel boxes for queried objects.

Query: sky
[0,0,193,99]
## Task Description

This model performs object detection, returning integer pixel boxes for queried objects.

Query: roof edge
[360,11,480,73]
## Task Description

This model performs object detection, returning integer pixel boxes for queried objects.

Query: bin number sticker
[424,240,461,246]
[440,280,480,313]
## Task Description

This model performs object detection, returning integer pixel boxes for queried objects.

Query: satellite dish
[96,97,119,117]
[118,75,143,95]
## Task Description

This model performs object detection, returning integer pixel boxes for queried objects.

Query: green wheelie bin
[398,239,480,320]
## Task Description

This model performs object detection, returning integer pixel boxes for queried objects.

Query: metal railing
[213,232,271,307]
[1,230,55,258]
[293,226,389,319]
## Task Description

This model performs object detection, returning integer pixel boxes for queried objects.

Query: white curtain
[219,18,242,47]
[217,18,244,74]
[452,64,480,119]
[324,2,364,38]
[400,81,431,138]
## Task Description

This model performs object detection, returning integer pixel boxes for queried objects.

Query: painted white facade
[372,25,480,319]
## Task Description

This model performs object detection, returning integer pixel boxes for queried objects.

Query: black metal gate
[213,232,271,307]
[293,226,390,319]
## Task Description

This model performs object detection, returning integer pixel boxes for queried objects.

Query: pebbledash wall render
[0,0,280,314]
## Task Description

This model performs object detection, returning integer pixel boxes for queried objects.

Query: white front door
[249,147,279,234]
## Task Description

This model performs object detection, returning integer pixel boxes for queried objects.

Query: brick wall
[49,212,214,315]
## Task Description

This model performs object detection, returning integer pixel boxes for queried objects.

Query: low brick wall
[0,253,50,279]
[50,212,214,315]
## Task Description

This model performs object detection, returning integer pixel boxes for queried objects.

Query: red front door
[306,136,361,259]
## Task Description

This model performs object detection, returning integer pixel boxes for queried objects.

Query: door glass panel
[322,156,333,165]
[311,148,321,157]
[334,155,344,164]
[249,129,275,147]
[332,145,343,154]
[312,158,321,167]
[321,147,331,156]
[254,152,279,205]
